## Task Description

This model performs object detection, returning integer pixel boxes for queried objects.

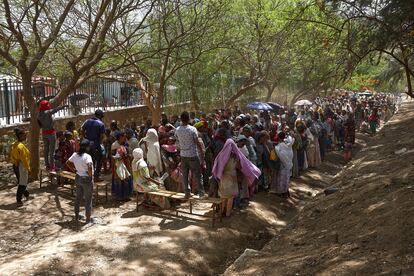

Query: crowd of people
[9,91,399,221]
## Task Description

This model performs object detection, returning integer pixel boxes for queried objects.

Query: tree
[170,48,233,111]
[223,0,296,107]
[121,0,228,125]
[286,4,348,104]
[0,0,153,176]
[320,0,414,97]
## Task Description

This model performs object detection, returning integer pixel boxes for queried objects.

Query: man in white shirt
[175,111,207,199]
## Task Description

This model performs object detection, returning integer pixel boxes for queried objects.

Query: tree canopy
[1,0,412,176]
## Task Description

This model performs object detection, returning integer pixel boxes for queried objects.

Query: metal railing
[0,78,143,127]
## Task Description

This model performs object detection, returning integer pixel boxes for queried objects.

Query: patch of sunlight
[341,259,367,268]
[292,185,318,194]
[305,171,323,180]
[322,259,367,275]
[360,172,377,179]
[143,235,173,246]
[251,202,286,226]
[366,202,385,213]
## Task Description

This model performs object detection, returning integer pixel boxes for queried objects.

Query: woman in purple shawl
[212,139,261,216]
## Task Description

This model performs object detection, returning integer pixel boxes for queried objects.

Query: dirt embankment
[225,99,414,275]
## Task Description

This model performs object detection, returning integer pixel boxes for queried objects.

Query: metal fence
[0,77,143,127]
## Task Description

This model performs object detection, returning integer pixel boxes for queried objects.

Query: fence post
[3,80,10,125]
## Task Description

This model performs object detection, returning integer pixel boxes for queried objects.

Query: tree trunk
[152,102,162,126]
[20,75,41,179]
[151,83,164,126]
[28,105,41,179]
[265,83,276,102]
[404,62,413,98]
[190,73,200,111]
[226,82,259,108]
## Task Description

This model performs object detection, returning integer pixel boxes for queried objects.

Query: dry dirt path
[0,125,364,275]
[225,99,414,276]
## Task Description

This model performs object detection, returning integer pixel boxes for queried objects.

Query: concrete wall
[0,105,151,137]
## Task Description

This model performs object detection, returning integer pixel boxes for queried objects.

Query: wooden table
[39,170,109,202]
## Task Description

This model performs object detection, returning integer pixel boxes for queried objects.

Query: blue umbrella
[247,102,273,111]
[267,102,284,110]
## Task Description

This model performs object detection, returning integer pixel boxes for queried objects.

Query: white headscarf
[276,136,294,170]
[142,128,162,175]
[132,148,146,171]
[142,128,159,143]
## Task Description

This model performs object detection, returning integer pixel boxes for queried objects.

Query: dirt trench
[224,100,414,275]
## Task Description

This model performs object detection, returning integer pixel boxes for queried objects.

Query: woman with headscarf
[141,128,163,176]
[291,128,301,178]
[210,128,227,161]
[212,139,261,217]
[111,131,133,201]
[132,148,170,209]
[296,124,309,172]
[304,121,318,168]
[273,132,294,198]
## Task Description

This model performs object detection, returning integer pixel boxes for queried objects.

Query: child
[368,111,380,136]
[10,128,30,206]
[66,139,94,223]
[343,137,352,162]
[54,131,65,171]
[62,131,75,170]
[66,121,79,151]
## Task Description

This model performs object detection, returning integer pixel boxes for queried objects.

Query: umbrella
[358,92,372,96]
[294,99,313,106]
[247,102,273,111]
[267,102,284,110]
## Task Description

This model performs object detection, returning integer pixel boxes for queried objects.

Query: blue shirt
[81,117,105,148]
[175,125,198,158]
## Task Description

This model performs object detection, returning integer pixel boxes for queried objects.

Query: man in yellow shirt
[10,128,30,206]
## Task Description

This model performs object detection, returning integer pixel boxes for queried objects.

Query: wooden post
[136,193,139,212]
[39,170,43,188]
[95,185,99,203]
[105,183,108,202]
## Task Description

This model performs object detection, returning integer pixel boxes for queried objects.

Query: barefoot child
[10,128,30,206]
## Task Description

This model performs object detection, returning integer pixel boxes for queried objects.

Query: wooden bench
[136,190,223,227]
[39,170,109,202]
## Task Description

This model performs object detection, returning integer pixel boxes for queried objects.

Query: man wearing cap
[81,110,105,181]
[37,100,68,171]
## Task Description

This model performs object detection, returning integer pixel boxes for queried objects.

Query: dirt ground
[225,99,414,276]
[0,109,375,275]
